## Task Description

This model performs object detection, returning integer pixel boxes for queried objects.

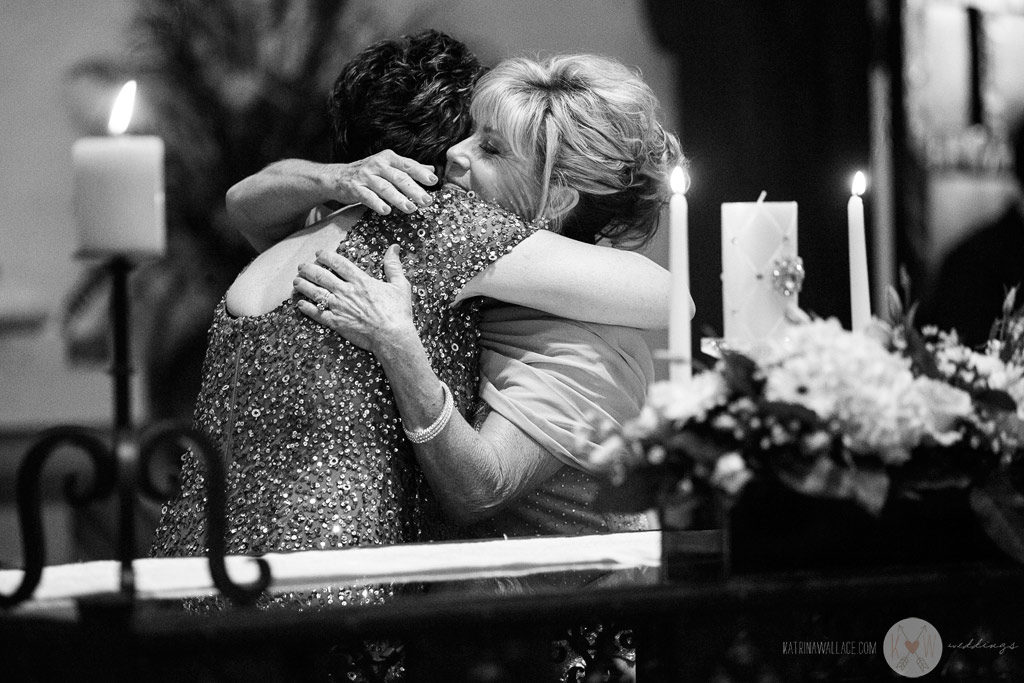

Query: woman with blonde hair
[448,54,678,249]
[297,53,687,538]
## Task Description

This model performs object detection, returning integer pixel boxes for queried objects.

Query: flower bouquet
[585,286,1024,573]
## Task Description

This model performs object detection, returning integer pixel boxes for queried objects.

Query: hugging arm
[229,155,684,328]
[361,326,562,525]
[457,230,683,329]
[225,152,437,252]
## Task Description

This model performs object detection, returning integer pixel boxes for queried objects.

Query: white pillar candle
[721,198,799,343]
[668,167,691,383]
[848,171,871,331]
[73,81,165,257]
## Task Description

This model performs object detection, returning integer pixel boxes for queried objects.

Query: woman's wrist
[373,327,452,435]
[402,381,453,441]
[370,321,422,363]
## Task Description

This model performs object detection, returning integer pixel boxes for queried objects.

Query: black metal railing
[0,257,270,609]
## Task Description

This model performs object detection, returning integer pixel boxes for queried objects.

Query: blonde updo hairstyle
[469,54,683,247]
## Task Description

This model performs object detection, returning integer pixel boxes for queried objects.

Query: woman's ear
[545,186,580,222]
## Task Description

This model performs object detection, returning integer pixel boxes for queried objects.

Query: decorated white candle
[668,166,691,383]
[848,171,871,331]
[73,81,165,257]
[721,197,799,343]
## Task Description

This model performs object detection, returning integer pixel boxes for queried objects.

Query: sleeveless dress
[150,187,539,612]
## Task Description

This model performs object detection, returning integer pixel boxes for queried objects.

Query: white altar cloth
[0,530,669,611]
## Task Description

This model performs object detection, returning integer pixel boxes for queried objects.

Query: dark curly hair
[328,30,484,172]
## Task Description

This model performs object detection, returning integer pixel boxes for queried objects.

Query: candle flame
[851,170,867,197]
[670,166,690,195]
[107,81,137,135]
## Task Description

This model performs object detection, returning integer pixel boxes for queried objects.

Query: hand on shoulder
[329,150,438,216]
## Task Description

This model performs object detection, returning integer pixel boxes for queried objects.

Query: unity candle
[73,81,165,257]
[668,166,691,383]
[721,198,799,343]
[848,171,871,331]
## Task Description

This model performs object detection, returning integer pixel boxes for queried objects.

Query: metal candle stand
[0,257,270,610]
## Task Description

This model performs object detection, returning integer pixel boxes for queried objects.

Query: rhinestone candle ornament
[770,256,805,297]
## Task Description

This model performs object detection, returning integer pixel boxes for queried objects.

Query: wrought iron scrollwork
[1,257,272,609]
[0,427,113,608]
[140,422,271,605]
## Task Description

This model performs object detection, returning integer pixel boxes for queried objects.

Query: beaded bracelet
[403,381,454,444]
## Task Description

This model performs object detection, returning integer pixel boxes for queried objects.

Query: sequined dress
[150,187,538,608]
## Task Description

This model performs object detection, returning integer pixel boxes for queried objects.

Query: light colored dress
[470,302,654,538]
[467,302,654,682]
[150,188,539,610]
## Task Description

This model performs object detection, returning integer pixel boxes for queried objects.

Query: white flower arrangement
[583,289,1024,531]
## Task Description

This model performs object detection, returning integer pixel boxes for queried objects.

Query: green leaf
[885,285,904,326]
[720,351,761,397]
[973,388,1018,413]
[903,325,944,379]
[776,458,852,500]
[970,472,1024,563]
[899,265,913,306]
[760,400,823,428]
[1003,286,1018,318]
[772,458,889,516]
[906,301,920,329]
[849,467,890,516]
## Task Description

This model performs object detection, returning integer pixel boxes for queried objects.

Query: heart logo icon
[885,619,941,676]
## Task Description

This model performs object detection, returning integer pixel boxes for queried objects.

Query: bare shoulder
[226,206,363,317]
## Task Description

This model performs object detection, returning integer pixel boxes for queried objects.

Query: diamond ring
[316,293,330,312]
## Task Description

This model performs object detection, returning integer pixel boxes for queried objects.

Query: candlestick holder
[0,256,270,609]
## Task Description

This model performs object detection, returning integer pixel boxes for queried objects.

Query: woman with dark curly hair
[327,29,480,172]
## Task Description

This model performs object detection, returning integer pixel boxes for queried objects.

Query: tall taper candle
[848,171,871,331]
[668,166,691,383]
[73,81,165,257]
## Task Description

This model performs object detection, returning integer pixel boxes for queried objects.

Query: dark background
[645,0,872,344]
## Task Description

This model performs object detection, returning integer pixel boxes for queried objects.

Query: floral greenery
[585,286,1024,562]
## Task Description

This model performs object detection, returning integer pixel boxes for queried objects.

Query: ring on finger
[315,291,330,312]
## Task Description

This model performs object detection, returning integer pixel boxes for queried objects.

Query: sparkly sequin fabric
[150,188,539,608]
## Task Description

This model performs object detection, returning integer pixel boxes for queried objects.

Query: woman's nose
[446,138,471,169]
